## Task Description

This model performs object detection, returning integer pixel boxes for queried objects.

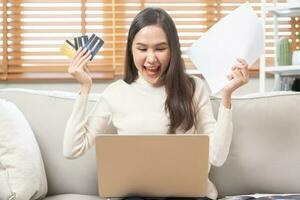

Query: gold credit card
[60,40,76,58]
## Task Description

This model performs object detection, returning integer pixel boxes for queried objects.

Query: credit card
[83,34,104,60]
[74,35,88,50]
[60,40,76,58]
[61,34,104,60]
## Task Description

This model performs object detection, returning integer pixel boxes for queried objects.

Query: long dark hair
[123,7,197,134]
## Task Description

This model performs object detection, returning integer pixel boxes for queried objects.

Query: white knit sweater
[64,75,233,200]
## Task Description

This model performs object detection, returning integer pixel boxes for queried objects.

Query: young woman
[64,7,249,200]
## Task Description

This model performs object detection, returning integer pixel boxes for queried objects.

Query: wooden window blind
[0,0,292,81]
[0,0,115,80]
[0,0,7,80]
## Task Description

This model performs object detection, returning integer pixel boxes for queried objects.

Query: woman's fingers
[227,73,233,80]
[225,58,250,92]
[76,50,91,68]
[71,47,82,63]
[231,63,243,70]
[228,69,242,79]
[68,49,91,77]
[78,55,92,71]
[233,69,248,85]
[232,58,248,69]
[227,68,248,85]
[73,54,91,77]
[72,48,88,67]
[237,58,248,68]
[232,64,248,80]
[231,58,249,81]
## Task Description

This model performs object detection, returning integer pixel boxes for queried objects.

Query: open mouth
[143,66,161,78]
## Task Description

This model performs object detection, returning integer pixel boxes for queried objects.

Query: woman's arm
[63,94,115,159]
[196,58,249,166]
[194,79,233,167]
[221,92,232,109]
[63,47,115,159]
[222,58,249,109]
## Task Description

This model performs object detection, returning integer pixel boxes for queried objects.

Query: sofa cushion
[0,88,100,196]
[0,98,47,200]
[209,92,300,198]
[43,194,107,200]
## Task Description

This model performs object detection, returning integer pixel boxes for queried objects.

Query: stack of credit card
[60,34,104,60]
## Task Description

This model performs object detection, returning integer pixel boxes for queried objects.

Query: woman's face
[132,25,171,86]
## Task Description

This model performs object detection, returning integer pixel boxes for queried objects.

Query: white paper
[186,2,264,94]
[223,193,300,199]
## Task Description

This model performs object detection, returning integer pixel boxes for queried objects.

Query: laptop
[95,134,209,198]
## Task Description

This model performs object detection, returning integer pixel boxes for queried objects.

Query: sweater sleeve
[194,78,233,167]
[63,94,116,159]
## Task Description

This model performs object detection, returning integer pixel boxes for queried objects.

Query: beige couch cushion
[0,89,100,196]
[210,92,300,198]
[0,98,47,200]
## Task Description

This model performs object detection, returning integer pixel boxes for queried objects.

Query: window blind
[1,0,114,80]
[0,0,7,80]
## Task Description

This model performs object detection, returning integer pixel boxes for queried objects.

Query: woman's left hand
[223,58,249,95]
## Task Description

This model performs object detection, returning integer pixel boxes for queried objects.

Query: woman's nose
[146,52,157,64]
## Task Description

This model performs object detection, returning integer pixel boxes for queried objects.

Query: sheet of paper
[186,2,264,94]
[223,193,300,199]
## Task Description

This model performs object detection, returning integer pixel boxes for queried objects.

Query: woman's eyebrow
[135,42,168,46]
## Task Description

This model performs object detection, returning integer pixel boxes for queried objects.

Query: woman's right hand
[68,47,92,87]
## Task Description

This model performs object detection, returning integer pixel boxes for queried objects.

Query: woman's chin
[141,70,160,85]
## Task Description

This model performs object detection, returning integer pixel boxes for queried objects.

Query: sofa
[0,88,299,200]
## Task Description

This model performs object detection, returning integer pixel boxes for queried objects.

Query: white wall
[0,77,274,96]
